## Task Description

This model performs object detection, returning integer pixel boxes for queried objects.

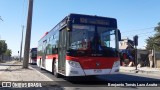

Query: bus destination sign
[80,17,109,25]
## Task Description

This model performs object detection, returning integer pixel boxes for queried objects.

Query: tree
[4,49,12,57]
[0,40,7,55]
[0,40,7,60]
[0,16,3,21]
[146,22,160,51]
[146,36,155,50]
[154,22,160,32]
[154,22,160,41]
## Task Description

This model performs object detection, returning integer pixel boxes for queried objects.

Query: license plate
[94,69,102,73]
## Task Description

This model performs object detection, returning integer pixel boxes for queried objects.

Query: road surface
[30,64,160,90]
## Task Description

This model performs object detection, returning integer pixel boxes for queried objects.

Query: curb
[28,65,53,81]
[120,69,160,76]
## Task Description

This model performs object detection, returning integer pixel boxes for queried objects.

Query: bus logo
[96,62,100,67]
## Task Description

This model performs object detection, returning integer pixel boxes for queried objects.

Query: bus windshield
[68,24,117,57]
[30,50,37,58]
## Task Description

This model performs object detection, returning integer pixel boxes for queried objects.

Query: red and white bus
[37,14,121,77]
[29,48,37,64]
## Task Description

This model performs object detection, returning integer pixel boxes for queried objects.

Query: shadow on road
[62,75,160,86]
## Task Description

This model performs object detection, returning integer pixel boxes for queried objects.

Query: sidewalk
[120,66,160,76]
[0,60,17,75]
[0,61,63,89]
[0,60,53,81]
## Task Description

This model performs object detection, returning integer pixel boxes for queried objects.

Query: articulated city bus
[29,48,37,64]
[37,14,121,77]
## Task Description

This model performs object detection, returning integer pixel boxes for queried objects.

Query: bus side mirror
[118,30,121,41]
[67,20,71,31]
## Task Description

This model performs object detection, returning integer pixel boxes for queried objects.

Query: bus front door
[58,29,67,74]
[42,40,47,68]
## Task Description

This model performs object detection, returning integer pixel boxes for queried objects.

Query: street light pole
[20,25,24,62]
[23,0,34,68]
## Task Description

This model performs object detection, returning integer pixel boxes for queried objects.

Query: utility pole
[133,35,138,73]
[20,25,24,62]
[23,0,34,68]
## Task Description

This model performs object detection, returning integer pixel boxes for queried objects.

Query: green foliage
[146,22,160,51]
[4,49,12,56]
[154,22,160,32]
[0,40,7,55]
[146,37,154,50]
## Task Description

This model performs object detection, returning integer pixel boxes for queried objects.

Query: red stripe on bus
[37,54,58,59]
[66,56,119,69]
[46,54,58,59]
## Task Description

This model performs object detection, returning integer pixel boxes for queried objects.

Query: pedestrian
[148,50,153,68]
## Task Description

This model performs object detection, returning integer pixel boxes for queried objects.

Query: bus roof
[30,48,37,51]
[69,13,116,20]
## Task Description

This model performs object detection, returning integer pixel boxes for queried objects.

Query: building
[119,38,149,67]
[119,38,134,50]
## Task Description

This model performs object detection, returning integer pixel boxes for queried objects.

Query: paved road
[30,64,160,90]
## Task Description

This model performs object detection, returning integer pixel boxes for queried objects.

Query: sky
[0,0,160,56]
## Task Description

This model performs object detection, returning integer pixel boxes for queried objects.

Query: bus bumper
[65,60,120,76]
[66,60,85,76]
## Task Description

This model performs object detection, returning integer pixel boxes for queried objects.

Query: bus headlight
[113,61,120,67]
[68,60,81,68]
